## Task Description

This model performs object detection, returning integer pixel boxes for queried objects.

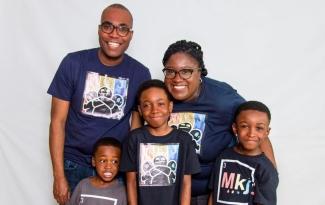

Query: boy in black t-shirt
[208,101,279,205]
[120,79,200,205]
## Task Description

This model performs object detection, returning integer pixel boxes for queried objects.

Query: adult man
[48,4,150,204]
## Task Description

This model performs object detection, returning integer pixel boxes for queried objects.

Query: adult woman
[162,40,276,205]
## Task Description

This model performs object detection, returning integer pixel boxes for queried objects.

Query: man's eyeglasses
[99,21,132,37]
[162,68,201,79]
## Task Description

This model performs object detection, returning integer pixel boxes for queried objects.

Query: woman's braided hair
[162,40,208,76]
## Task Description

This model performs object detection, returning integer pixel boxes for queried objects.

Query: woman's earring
[235,133,239,143]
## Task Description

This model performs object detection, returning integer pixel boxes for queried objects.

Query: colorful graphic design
[82,72,129,120]
[79,194,117,205]
[216,159,255,205]
[139,143,179,186]
[168,112,206,154]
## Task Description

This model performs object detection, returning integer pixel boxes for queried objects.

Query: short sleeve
[67,180,82,205]
[183,132,201,175]
[130,67,151,112]
[208,160,218,190]
[254,167,279,205]
[47,53,79,101]
[120,132,138,172]
[141,67,151,82]
[116,182,128,205]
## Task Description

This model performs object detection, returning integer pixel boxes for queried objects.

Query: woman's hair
[162,40,208,76]
[234,101,271,122]
[136,79,173,105]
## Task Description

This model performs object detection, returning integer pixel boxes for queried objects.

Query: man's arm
[260,137,277,168]
[49,97,70,204]
[126,172,138,205]
[130,111,143,130]
[180,175,191,205]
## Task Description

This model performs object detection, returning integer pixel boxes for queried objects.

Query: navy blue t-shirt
[209,148,279,205]
[48,48,151,166]
[168,77,245,196]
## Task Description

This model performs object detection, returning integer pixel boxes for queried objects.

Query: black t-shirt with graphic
[120,126,200,205]
[209,148,278,205]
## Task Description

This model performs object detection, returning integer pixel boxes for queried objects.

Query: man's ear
[129,30,134,41]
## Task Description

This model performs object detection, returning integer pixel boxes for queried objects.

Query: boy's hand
[53,176,70,204]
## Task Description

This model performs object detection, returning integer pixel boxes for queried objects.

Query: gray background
[0,0,324,204]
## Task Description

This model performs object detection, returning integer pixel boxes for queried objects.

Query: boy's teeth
[104,172,112,177]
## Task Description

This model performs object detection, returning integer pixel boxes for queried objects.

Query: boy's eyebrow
[237,121,267,125]
[142,98,166,102]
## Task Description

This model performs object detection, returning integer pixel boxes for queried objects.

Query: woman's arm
[130,111,143,130]
[260,137,277,168]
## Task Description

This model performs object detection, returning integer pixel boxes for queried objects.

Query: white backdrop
[1,0,324,204]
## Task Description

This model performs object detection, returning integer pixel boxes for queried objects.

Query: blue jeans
[64,159,95,193]
[191,194,209,205]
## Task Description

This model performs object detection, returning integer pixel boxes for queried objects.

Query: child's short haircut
[92,137,121,156]
[136,79,173,105]
[234,101,271,122]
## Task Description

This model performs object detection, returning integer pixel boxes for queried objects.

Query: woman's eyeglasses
[162,68,201,79]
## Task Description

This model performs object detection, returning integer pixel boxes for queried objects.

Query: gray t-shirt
[67,177,127,205]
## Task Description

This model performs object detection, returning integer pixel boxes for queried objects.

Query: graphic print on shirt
[79,194,117,205]
[139,143,179,186]
[168,112,206,154]
[216,159,255,205]
[82,72,129,120]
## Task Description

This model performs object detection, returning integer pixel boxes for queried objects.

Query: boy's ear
[169,101,173,113]
[91,156,96,167]
[266,127,271,137]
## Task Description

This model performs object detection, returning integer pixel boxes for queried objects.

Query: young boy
[67,137,126,205]
[120,79,200,205]
[208,101,279,205]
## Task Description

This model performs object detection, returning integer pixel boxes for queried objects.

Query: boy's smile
[138,87,173,136]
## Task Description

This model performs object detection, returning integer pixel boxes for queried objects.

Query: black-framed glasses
[99,21,132,37]
[162,67,201,79]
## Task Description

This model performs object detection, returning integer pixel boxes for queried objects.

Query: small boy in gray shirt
[68,137,126,205]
